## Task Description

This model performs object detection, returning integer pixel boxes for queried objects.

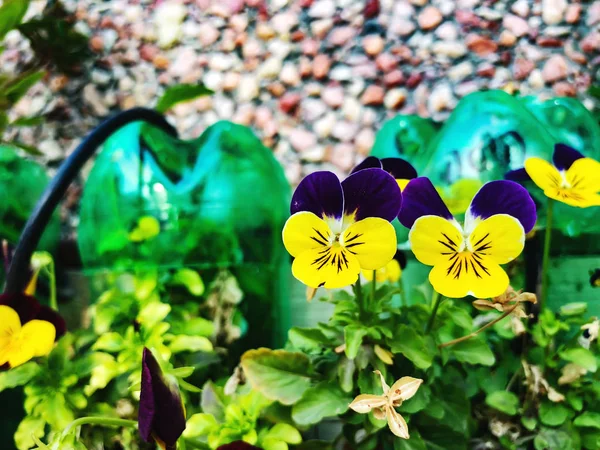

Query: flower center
[438,230,493,280]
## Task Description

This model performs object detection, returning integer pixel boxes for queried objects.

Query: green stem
[425,290,442,334]
[62,417,137,437]
[355,277,364,318]
[540,198,554,312]
[371,270,377,302]
[46,259,57,311]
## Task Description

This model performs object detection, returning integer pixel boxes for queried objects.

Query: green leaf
[574,412,600,429]
[389,324,435,369]
[170,335,213,353]
[582,431,600,449]
[559,302,587,316]
[241,348,312,405]
[138,301,171,328]
[3,70,45,104]
[261,439,288,450]
[567,392,583,412]
[288,327,331,353]
[0,362,40,392]
[14,416,45,450]
[534,427,576,450]
[521,416,537,431]
[0,0,29,41]
[560,348,597,372]
[171,268,204,296]
[291,381,351,426]
[539,401,571,427]
[266,423,302,444]
[450,336,495,366]
[10,115,44,127]
[344,325,367,360]
[398,384,431,414]
[486,391,519,416]
[394,429,427,450]
[183,413,219,438]
[156,84,213,113]
[92,332,125,352]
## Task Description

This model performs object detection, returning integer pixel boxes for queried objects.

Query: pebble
[588,2,600,26]
[280,63,301,86]
[528,69,545,89]
[330,65,353,81]
[308,0,336,18]
[331,121,359,142]
[355,128,375,155]
[466,34,498,56]
[322,85,344,108]
[314,113,336,138]
[313,54,331,79]
[360,85,384,105]
[503,15,529,37]
[565,4,581,24]
[383,70,405,87]
[199,23,220,46]
[279,92,302,114]
[384,88,407,109]
[154,1,187,48]
[83,84,109,116]
[418,6,443,30]
[237,75,259,102]
[542,0,567,25]
[331,143,355,171]
[290,128,317,152]
[329,26,355,46]
[448,61,474,81]
[428,84,454,113]
[542,55,568,82]
[388,18,416,37]
[363,35,385,56]
[431,41,467,58]
[258,57,283,80]
[513,58,535,80]
[511,0,529,17]
[553,81,576,97]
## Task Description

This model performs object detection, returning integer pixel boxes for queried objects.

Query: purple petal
[291,171,343,219]
[505,168,531,182]
[139,348,186,446]
[381,158,418,180]
[467,180,537,233]
[350,156,382,174]
[217,442,262,450]
[553,143,585,171]
[341,168,401,222]
[397,177,453,229]
[394,250,407,270]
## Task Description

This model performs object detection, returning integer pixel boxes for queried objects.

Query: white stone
[542,0,567,25]
[257,57,283,80]
[448,61,474,81]
[237,76,259,102]
[154,1,187,48]
[308,0,336,18]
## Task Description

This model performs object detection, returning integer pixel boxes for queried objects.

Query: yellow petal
[543,187,600,208]
[386,407,409,439]
[292,246,360,289]
[342,218,397,271]
[524,158,562,192]
[468,214,524,264]
[409,216,463,266]
[283,211,332,258]
[396,179,411,191]
[389,377,423,402]
[348,394,387,414]
[20,320,56,358]
[386,259,402,283]
[566,158,600,193]
[429,253,509,298]
[0,305,21,343]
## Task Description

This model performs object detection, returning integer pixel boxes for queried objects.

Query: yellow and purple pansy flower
[508,144,600,208]
[351,156,418,191]
[0,293,65,368]
[282,167,402,289]
[139,347,187,450]
[399,178,536,299]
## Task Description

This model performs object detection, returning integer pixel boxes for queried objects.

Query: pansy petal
[468,214,525,264]
[291,171,343,220]
[35,306,67,339]
[429,254,509,298]
[341,168,402,224]
[342,218,397,270]
[19,320,55,357]
[292,247,360,289]
[409,216,463,266]
[0,306,21,359]
[282,212,332,258]
[389,377,423,403]
[566,158,600,194]
[381,158,418,180]
[398,177,453,229]
[505,168,531,182]
[466,180,536,234]
[553,143,585,171]
[349,394,387,413]
[139,348,186,446]
[525,158,562,192]
[0,293,41,324]
[374,370,390,394]
[386,407,410,439]
[351,156,382,174]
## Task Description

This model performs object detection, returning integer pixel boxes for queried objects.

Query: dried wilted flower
[579,318,599,349]
[522,361,564,402]
[473,286,537,318]
[349,370,423,439]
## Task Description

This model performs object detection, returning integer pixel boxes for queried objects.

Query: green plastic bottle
[78,121,291,347]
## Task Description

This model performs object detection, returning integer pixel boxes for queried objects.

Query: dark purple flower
[351,156,418,188]
[139,348,186,450]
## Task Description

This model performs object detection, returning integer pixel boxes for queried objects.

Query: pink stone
[466,34,498,56]
[313,54,331,79]
[384,70,405,87]
[375,53,397,72]
[542,55,568,82]
[199,23,220,46]
[513,58,535,80]
[360,85,384,105]
[418,6,443,30]
[553,81,576,97]
[329,26,355,46]
[290,129,317,152]
[279,92,302,114]
[331,143,355,171]
[355,128,375,155]
[581,31,600,53]
[363,35,385,56]
[503,14,529,37]
[302,39,319,56]
[565,4,581,23]
[322,85,344,108]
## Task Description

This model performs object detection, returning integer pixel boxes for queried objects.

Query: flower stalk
[540,198,554,312]
[425,290,442,334]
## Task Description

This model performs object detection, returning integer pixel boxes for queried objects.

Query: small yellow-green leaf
[266,423,302,444]
[170,335,213,353]
[183,413,219,438]
[172,268,205,296]
[486,391,519,416]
